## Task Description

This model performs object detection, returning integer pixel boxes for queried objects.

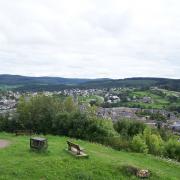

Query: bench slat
[67,141,84,155]
[66,141,88,158]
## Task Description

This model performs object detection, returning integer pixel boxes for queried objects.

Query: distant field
[120,89,179,109]
[158,88,180,97]
[0,133,179,180]
[0,85,23,90]
[78,95,104,104]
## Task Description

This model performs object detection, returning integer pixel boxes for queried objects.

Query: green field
[119,89,180,109]
[0,85,23,90]
[78,95,104,104]
[0,133,179,180]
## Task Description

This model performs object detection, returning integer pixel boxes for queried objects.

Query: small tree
[114,119,146,138]
[63,96,77,113]
[164,139,180,161]
[143,127,163,155]
[131,134,148,153]
[148,134,163,155]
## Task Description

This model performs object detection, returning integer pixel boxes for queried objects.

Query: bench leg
[77,150,80,155]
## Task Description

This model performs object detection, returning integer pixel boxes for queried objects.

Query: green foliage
[109,88,180,110]
[0,94,179,162]
[167,95,178,102]
[97,136,131,151]
[147,134,163,155]
[168,104,180,113]
[64,96,78,112]
[131,134,148,153]
[52,112,71,135]
[17,95,60,134]
[14,95,116,142]
[0,133,180,180]
[120,165,139,177]
[0,114,17,132]
[150,113,167,122]
[114,119,146,138]
[136,110,167,122]
[53,111,117,140]
[164,139,180,161]
[143,127,164,155]
[158,128,173,141]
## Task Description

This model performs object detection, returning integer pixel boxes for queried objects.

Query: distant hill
[81,77,180,90]
[0,74,92,85]
[0,75,179,91]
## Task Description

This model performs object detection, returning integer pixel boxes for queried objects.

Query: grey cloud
[0,0,179,78]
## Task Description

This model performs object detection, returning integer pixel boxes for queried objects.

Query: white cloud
[0,0,179,79]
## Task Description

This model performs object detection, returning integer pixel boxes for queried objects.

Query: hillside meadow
[0,133,179,180]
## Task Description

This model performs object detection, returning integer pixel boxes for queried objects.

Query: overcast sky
[0,0,180,79]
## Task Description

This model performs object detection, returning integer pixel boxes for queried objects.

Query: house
[170,121,180,132]
[145,122,157,128]
[142,97,153,103]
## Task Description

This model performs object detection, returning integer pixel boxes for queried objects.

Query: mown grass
[0,133,180,180]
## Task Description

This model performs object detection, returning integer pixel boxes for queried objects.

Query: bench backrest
[67,141,80,151]
[15,130,33,135]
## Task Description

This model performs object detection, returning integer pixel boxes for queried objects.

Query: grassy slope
[121,90,170,109]
[0,133,179,180]
[78,95,104,104]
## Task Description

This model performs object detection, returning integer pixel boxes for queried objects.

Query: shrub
[1,94,117,143]
[121,165,139,176]
[168,104,180,113]
[143,127,164,155]
[150,113,167,122]
[131,134,148,153]
[97,136,131,151]
[114,119,146,138]
[53,111,117,141]
[84,117,117,140]
[16,95,61,134]
[158,128,173,141]
[148,134,163,155]
[164,139,180,161]
[52,112,71,135]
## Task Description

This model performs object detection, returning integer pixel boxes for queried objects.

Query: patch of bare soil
[0,140,10,149]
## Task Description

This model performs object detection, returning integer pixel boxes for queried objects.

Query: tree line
[0,94,179,161]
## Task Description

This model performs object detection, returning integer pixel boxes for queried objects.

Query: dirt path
[0,140,10,149]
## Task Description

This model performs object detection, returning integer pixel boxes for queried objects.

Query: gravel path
[0,140,10,148]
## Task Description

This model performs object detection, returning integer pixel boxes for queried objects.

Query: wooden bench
[15,130,34,136]
[66,141,88,157]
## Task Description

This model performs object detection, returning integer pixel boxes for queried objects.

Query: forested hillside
[0,75,179,91]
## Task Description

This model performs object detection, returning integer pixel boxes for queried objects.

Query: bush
[52,112,71,135]
[131,134,148,153]
[148,134,163,155]
[143,127,164,155]
[16,95,61,133]
[86,118,117,140]
[52,111,117,141]
[168,104,180,113]
[97,136,131,151]
[158,128,173,141]
[150,113,167,122]
[114,119,146,138]
[121,165,139,176]
[1,95,117,144]
[164,139,180,161]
